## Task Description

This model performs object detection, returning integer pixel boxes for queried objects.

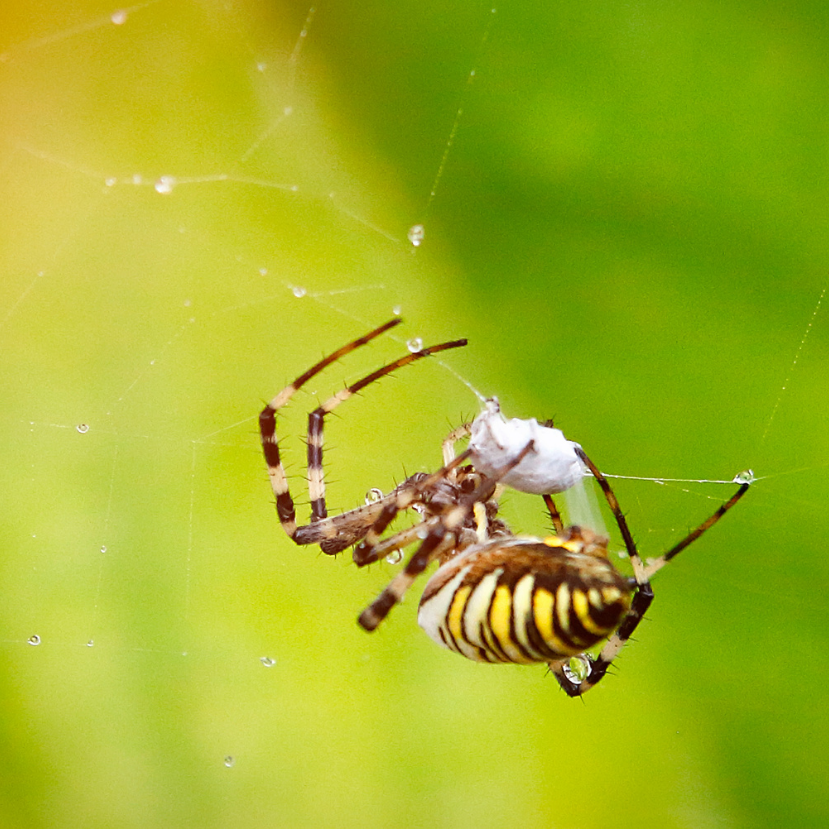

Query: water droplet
[131,174,143,185]
[284,106,293,116]
[291,285,306,298]
[76,424,89,434]
[183,299,192,308]
[28,635,41,646]
[100,545,107,553]
[260,656,276,667]
[407,224,425,247]
[365,488,383,504]
[734,469,755,485]
[86,640,94,647]
[223,756,235,768]
[256,62,267,72]
[105,177,117,187]
[392,305,402,316]
[111,10,128,25]
[385,549,403,565]
[290,184,299,192]
[258,267,268,276]
[154,176,176,194]
[407,338,423,353]
[563,655,591,684]
[416,527,429,540]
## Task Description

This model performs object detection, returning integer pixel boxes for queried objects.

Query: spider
[260,319,752,695]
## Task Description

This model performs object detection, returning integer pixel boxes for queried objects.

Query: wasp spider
[260,319,752,695]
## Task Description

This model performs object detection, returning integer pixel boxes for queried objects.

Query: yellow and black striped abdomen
[417,535,632,664]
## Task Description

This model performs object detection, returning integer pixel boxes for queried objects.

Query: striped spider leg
[351,448,488,567]
[350,420,514,569]
[548,448,753,696]
[358,403,577,570]
[413,446,750,696]
[259,318,468,556]
[358,440,538,631]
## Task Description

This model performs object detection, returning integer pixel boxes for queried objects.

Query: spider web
[2,2,828,828]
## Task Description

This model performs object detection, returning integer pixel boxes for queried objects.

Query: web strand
[761,280,827,445]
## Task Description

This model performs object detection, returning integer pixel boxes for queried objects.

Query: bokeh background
[2,1,827,827]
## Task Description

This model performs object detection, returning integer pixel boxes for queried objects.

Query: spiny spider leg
[552,448,752,696]
[356,519,439,565]
[644,482,751,580]
[358,440,536,631]
[575,447,647,583]
[542,493,564,534]
[260,318,401,541]
[441,422,472,464]
[307,340,467,524]
[352,449,474,566]
[259,318,467,550]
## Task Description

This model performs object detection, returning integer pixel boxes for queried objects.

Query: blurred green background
[1,1,827,827]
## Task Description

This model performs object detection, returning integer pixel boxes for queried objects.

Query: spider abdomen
[417,536,632,665]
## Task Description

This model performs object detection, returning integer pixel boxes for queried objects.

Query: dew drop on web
[407,224,425,247]
[154,176,176,194]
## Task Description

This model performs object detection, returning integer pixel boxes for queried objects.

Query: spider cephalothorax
[260,318,751,695]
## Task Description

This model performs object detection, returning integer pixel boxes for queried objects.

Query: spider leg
[353,449,473,566]
[260,318,402,542]
[358,530,458,631]
[554,449,752,697]
[441,422,472,465]
[259,317,468,547]
[356,518,439,564]
[356,497,490,569]
[359,440,536,631]
[306,339,468,524]
[542,493,564,534]
[643,480,751,580]
[550,580,653,697]
[294,487,405,555]
[575,447,647,582]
